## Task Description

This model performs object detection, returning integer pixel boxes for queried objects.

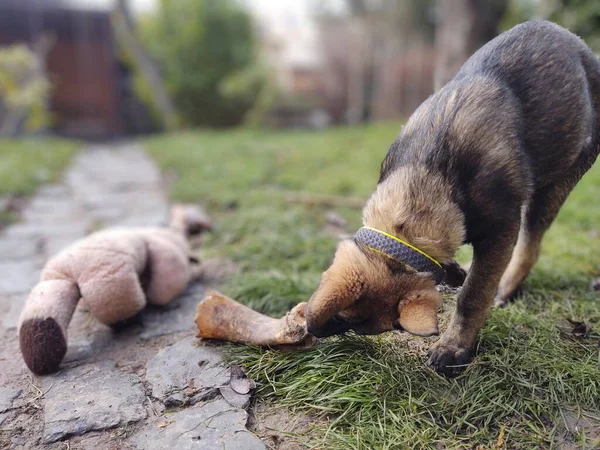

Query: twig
[146,396,160,417]
[26,382,53,409]
[285,191,365,209]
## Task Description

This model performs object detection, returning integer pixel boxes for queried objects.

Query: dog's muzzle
[307,315,353,338]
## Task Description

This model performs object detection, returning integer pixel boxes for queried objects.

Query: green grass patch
[146,123,600,449]
[0,137,80,225]
[0,138,80,196]
[145,123,399,316]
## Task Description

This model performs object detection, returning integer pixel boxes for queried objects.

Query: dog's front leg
[427,229,518,376]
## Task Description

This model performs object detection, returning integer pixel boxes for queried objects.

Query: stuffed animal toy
[18,205,212,375]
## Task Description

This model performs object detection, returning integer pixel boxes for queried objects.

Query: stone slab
[0,386,21,413]
[139,284,204,340]
[131,399,265,450]
[145,337,229,407]
[1,294,25,330]
[0,237,40,261]
[219,386,251,409]
[44,236,78,259]
[0,260,39,295]
[42,360,147,444]
[4,222,87,239]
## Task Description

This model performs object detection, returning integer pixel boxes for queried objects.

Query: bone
[195,291,317,349]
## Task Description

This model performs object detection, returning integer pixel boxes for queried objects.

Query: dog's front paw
[426,340,473,377]
[442,260,468,288]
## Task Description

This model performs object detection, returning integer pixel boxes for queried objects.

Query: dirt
[248,404,322,450]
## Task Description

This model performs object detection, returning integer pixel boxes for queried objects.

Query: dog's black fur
[384,20,600,373]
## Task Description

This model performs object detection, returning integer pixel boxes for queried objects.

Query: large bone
[195,291,317,349]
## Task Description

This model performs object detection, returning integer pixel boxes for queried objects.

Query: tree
[316,0,436,123]
[546,0,600,51]
[434,0,508,90]
[0,41,52,136]
[113,0,177,130]
[141,0,263,127]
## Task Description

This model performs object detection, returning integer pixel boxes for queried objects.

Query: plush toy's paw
[20,317,67,375]
[426,339,473,377]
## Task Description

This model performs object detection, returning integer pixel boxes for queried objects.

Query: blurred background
[2,4,600,450]
[1,0,599,140]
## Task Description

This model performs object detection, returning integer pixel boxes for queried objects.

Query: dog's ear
[397,288,441,337]
[306,242,364,332]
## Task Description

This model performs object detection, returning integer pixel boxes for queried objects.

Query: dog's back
[456,20,600,184]
[381,20,600,242]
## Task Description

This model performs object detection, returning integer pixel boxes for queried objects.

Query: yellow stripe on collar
[361,226,442,268]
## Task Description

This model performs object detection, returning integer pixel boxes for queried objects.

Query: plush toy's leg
[144,235,191,305]
[19,279,80,375]
[80,263,147,325]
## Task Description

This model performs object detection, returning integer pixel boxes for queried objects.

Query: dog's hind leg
[493,207,542,307]
[494,151,599,306]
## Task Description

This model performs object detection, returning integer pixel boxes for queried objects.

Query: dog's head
[306,239,441,338]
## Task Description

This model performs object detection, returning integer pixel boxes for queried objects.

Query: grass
[145,123,600,449]
[0,138,80,226]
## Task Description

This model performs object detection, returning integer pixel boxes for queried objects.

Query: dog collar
[354,226,445,284]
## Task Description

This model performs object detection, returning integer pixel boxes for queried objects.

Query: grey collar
[354,227,445,285]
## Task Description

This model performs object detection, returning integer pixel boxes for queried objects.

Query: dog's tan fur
[305,238,443,338]
[364,167,466,262]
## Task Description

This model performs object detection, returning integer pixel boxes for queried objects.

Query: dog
[305,21,600,376]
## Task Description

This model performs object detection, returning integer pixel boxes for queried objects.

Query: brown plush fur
[18,205,209,375]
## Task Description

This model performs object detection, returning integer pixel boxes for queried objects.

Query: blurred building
[251,3,322,95]
[0,0,154,139]
[245,0,330,129]
[244,0,436,127]
[316,4,437,125]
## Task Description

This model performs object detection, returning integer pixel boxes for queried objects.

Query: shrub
[0,44,51,136]
[140,0,266,127]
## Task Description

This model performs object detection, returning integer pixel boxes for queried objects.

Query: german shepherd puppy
[305,21,600,375]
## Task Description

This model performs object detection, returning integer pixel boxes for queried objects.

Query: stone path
[0,144,264,449]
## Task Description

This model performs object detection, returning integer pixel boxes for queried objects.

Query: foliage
[139,0,267,127]
[499,0,539,31]
[219,63,277,127]
[0,138,79,226]
[146,122,600,448]
[0,138,79,196]
[548,0,600,51]
[0,44,51,136]
[501,0,600,52]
